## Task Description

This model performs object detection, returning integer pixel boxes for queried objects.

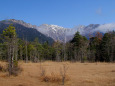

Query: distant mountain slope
[0,20,54,44]
[36,24,74,42]
[0,19,115,43]
[36,23,115,41]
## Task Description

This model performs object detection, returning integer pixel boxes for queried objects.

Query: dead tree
[25,40,28,63]
[60,64,68,85]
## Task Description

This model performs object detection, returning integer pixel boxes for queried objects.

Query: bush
[0,64,7,72]
[40,65,69,84]
[40,67,46,77]
[41,72,62,83]
[11,66,22,76]
[13,60,18,67]
[83,56,87,61]
[0,65,3,71]
[60,64,69,85]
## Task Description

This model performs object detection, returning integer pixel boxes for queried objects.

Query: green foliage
[13,60,18,67]
[83,56,87,61]
[71,31,87,48]
[71,31,82,47]
[0,22,54,44]
[100,32,114,62]
[3,25,16,39]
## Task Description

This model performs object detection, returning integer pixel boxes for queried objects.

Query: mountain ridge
[0,19,54,44]
[0,19,115,42]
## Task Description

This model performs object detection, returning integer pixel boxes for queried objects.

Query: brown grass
[40,64,69,84]
[41,72,62,83]
[0,62,7,72]
[111,70,115,72]
[0,61,115,86]
[0,64,4,71]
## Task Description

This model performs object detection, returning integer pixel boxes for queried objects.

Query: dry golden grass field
[0,61,115,86]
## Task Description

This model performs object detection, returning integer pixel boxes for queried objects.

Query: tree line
[0,25,115,63]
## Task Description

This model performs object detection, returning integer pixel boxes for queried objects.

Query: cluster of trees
[70,31,115,62]
[0,25,54,62]
[0,25,115,65]
[88,32,115,62]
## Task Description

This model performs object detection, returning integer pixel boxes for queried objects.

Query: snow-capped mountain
[7,19,75,42]
[36,23,115,42]
[36,24,74,42]
[2,19,115,42]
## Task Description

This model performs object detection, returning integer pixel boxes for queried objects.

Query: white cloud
[92,23,115,33]
[96,8,102,15]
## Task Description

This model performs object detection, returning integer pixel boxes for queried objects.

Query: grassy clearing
[0,61,115,86]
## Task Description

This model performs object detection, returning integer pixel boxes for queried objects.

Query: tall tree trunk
[25,41,28,63]
[8,44,11,75]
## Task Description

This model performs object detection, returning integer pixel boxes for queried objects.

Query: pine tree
[2,25,18,75]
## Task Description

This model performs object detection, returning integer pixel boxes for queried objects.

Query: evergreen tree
[71,31,88,62]
[2,25,18,75]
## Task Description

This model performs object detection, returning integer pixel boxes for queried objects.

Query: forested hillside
[0,20,54,44]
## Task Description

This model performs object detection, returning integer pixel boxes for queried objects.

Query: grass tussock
[0,64,7,72]
[40,72,69,83]
[111,70,115,72]
[0,64,4,71]
[40,65,69,84]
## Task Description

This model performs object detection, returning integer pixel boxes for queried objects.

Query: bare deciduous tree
[60,64,68,85]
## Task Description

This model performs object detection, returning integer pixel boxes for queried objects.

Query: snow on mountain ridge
[6,19,115,42]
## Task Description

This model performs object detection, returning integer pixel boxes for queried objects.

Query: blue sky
[0,0,115,28]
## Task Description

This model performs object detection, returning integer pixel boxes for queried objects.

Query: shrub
[40,67,46,77]
[40,65,69,85]
[0,65,3,72]
[0,64,7,72]
[41,72,61,83]
[10,65,22,76]
[60,64,69,85]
